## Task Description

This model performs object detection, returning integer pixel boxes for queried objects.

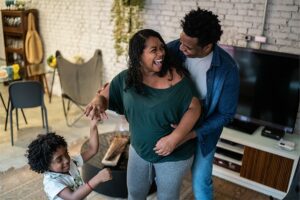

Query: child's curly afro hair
[25,132,67,173]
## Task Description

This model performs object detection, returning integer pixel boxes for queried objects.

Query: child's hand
[97,168,112,182]
[90,118,99,128]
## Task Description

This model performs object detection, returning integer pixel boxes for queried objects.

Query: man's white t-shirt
[184,52,213,99]
[43,155,84,200]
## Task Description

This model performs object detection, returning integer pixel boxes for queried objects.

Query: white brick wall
[0,0,299,134]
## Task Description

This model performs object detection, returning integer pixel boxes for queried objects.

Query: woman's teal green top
[109,69,199,163]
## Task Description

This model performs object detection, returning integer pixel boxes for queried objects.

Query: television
[221,44,300,134]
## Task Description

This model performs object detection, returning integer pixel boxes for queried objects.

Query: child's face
[49,146,70,173]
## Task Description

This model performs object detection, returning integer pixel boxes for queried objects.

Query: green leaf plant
[111,0,144,57]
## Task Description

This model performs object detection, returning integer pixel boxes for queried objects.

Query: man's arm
[196,66,239,140]
[154,97,201,156]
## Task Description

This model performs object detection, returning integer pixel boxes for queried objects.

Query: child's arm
[154,97,201,156]
[81,119,99,162]
[57,168,112,200]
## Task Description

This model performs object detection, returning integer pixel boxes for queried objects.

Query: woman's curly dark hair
[126,29,186,94]
[25,132,67,173]
[181,7,223,47]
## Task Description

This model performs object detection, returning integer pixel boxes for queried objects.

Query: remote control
[277,139,295,151]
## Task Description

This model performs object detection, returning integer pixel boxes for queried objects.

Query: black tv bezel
[220,44,300,134]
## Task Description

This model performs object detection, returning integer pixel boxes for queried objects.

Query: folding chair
[8,80,49,145]
[56,49,103,126]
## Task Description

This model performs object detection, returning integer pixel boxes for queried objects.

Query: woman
[85,29,201,200]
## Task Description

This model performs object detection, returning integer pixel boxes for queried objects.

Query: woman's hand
[85,83,110,121]
[153,134,177,156]
[154,124,197,156]
[84,95,108,121]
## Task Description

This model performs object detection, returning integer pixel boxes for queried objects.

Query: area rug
[0,168,269,200]
[0,137,268,200]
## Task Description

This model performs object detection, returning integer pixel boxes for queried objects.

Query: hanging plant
[111,0,144,57]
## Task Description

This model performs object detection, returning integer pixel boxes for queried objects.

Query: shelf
[3,26,23,34]
[2,9,38,78]
[221,127,300,160]
[217,141,244,154]
[214,153,242,165]
[5,47,24,54]
[1,9,25,16]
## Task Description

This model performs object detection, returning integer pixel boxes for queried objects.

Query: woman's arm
[172,124,197,146]
[154,97,201,156]
[84,83,110,121]
[80,119,99,162]
[57,168,112,200]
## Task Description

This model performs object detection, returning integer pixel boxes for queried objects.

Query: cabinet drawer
[240,146,293,192]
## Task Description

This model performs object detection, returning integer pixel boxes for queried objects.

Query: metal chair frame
[56,49,103,126]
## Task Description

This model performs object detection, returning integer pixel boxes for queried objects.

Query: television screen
[221,45,300,133]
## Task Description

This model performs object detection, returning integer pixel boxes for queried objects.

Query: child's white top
[43,155,84,200]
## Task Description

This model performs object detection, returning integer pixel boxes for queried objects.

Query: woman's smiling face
[140,36,165,75]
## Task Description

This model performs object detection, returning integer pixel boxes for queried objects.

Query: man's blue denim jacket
[168,40,240,156]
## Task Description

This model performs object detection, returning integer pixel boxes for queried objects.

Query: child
[26,119,112,200]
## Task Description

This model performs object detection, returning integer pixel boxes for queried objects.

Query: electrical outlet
[245,35,252,41]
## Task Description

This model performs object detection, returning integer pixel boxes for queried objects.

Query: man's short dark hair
[25,132,67,173]
[181,7,223,47]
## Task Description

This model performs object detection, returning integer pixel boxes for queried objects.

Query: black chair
[56,49,103,126]
[4,96,28,132]
[8,80,49,145]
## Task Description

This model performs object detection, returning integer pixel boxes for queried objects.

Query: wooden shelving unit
[1,9,38,77]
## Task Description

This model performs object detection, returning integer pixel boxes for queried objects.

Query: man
[167,8,240,200]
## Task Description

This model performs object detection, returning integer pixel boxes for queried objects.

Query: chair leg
[41,107,45,128]
[21,109,27,124]
[42,74,50,102]
[10,108,14,146]
[67,99,72,111]
[49,69,56,103]
[0,92,7,111]
[5,97,10,131]
[16,109,27,129]
[44,107,49,133]
[62,97,70,126]
[16,108,19,130]
[62,97,86,126]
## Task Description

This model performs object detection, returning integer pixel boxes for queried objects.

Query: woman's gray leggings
[127,145,193,200]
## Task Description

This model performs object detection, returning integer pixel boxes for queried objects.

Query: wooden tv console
[213,126,300,199]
